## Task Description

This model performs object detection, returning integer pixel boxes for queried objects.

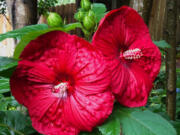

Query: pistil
[52,82,69,98]
[120,48,143,60]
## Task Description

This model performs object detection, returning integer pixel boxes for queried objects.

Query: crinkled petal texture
[10,31,114,135]
[92,6,161,107]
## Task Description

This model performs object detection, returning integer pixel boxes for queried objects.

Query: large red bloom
[92,6,161,107]
[10,31,114,135]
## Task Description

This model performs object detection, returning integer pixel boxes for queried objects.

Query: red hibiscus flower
[92,6,161,107]
[10,31,114,135]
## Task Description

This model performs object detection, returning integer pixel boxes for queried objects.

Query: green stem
[0,123,24,135]
[82,28,92,41]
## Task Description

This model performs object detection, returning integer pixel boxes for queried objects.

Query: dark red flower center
[119,48,143,60]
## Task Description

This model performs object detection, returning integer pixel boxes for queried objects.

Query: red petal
[10,60,55,106]
[110,59,129,95]
[114,62,152,107]
[63,91,114,131]
[28,91,79,135]
[74,42,111,94]
[92,6,161,80]
[92,6,161,107]
[129,38,161,81]
[92,6,149,57]
[10,30,114,133]
[20,31,77,62]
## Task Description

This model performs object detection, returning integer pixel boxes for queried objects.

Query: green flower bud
[87,10,95,20]
[75,10,86,21]
[83,15,95,30]
[47,12,63,27]
[80,0,91,11]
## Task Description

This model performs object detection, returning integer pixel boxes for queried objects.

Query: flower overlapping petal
[10,6,161,135]
[10,31,114,135]
[92,6,161,107]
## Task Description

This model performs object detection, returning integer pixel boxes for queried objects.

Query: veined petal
[92,6,161,107]
[10,60,55,106]
[71,37,111,94]
[113,62,152,107]
[92,6,149,57]
[20,31,77,63]
[64,91,114,131]
[128,38,161,81]
[10,31,114,134]
[110,59,129,95]
[28,91,79,135]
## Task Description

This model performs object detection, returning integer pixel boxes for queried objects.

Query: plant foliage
[0,1,179,135]
[0,111,36,135]
[0,24,49,42]
[38,0,58,15]
[154,40,171,49]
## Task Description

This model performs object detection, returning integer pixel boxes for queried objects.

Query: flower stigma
[120,48,143,60]
[52,82,69,98]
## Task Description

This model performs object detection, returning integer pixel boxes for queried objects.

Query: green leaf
[20,117,37,134]
[0,111,35,135]
[0,126,11,135]
[91,3,106,15]
[63,22,82,31]
[0,97,9,111]
[5,96,20,108]
[0,66,16,78]
[95,12,107,23]
[0,77,9,94]
[153,40,171,49]
[91,3,107,23]
[115,106,176,135]
[98,116,121,135]
[80,128,102,135]
[0,111,26,131]
[177,68,180,73]
[0,57,18,72]
[177,76,180,88]
[0,96,20,111]
[0,56,17,78]
[171,120,180,135]
[0,24,48,42]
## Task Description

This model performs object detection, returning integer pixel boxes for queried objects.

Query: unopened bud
[47,12,63,27]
